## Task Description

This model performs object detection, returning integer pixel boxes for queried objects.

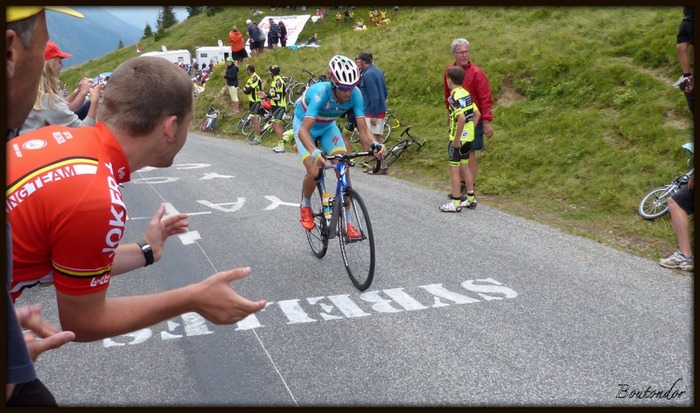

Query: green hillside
[61,6,694,262]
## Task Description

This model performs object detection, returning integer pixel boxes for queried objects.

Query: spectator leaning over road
[223,57,240,115]
[6,56,267,346]
[355,51,389,175]
[659,175,694,271]
[243,63,265,142]
[228,25,248,63]
[441,66,480,213]
[21,41,102,134]
[675,5,694,116]
[258,64,287,152]
[267,18,281,50]
[6,6,84,407]
[443,38,494,207]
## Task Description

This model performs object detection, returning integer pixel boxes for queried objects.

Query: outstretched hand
[16,304,75,362]
[193,267,267,325]
[144,204,189,262]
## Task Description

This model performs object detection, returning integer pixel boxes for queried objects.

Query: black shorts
[250,101,263,115]
[448,141,471,163]
[270,106,286,120]
[232,49,248,61]
[677,18,694,45]
[672,186,694,215]
[252,40,265,50]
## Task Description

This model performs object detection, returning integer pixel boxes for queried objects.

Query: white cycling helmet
[328,55,360,88]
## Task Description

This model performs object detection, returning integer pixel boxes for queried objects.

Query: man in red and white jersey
[6,56,266,343]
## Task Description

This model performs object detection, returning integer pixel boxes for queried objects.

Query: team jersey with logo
[6,123,131,301]
[294,82,365,134]
[447,86,478,142]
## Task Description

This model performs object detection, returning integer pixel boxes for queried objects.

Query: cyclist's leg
[468,123,485,191]
[271,106,286,151]
[250,102,262,137]
[293,118,322,201]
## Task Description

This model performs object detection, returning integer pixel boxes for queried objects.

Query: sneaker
[361,163,372,173]
[346,223,362,239]
[300,206,314,230]
[272,146,285,153]
[249,136,262,145]
[659,250,694,271]
[461,198,477,209]
[439,202,462,212]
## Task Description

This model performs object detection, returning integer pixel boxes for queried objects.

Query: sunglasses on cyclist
[333,83,355,92]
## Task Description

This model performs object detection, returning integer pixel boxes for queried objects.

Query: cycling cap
[269,65,281,75]
[328,55,360,88]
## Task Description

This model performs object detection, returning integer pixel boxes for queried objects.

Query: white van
[194,46,231,66]
[140,49,192,66]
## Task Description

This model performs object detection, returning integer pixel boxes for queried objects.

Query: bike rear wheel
[638,185,677,220]
[238,116,252,136]
[305,186,329,258]
[338,188,375,291]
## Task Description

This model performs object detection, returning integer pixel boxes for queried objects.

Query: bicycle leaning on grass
[637,142,694,220]
[304,151,377,291]
[347,107,403,144]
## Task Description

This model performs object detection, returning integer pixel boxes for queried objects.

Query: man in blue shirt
[355,51,389,174]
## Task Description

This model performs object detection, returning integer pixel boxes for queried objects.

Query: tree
[186,6,204,18]
[142,23,153,39]
[157,6,178,31]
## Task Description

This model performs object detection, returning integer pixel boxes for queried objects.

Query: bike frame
[316,151,372,240]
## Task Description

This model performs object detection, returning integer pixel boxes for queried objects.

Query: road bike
[245,105,291,143]
[348,108,404,144]
[637,142,694,220]
[287,69,327,104]
[304,151,376,291]
[380,125,427,168]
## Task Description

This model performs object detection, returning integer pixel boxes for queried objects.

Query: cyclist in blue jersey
[293,55,385,236]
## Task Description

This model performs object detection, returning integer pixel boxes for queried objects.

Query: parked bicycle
[348,108,404,144]
[287,68,327,104]
[380,125,427,169]
[199,106,221,133]
[304,151,376,291]
[638,142,694,220]
[244,100,290,143]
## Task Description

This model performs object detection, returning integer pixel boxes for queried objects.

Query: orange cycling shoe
[346,223,362,239]
[300,206,315,230]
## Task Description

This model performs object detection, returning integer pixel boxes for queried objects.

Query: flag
[136,44,142,53]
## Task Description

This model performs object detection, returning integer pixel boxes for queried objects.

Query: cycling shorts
[677,18,694,45]
[249,101,263,116]
[448,140,471,166]
[293,117,347,162]
[270,106,286,121]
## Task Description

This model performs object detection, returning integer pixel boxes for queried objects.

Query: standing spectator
[192,59,199,75]
[440,66,480,212]
[6,6,83,406]
[247,20,266,57]
[279,21,288,48]
[242,63,265,141]
[228,25,248,62]
[6,56,267,346]
[355,51,389,175]
[675,6,694,115]
[223,57,240,115]
[267,18,281,50]
[659,175,694,271]
[443,38,494,206]
[259,64,287,151]
[21,42,102,134]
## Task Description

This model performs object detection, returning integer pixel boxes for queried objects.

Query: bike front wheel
[338,188,375,291]
[238,116,252,136]
[638,185,678,220]
[384,141,408,168]
[305,187,329,258]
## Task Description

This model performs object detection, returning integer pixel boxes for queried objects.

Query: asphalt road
[16,133,693,407]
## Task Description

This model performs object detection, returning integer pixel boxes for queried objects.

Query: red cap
[44,41,72,61]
